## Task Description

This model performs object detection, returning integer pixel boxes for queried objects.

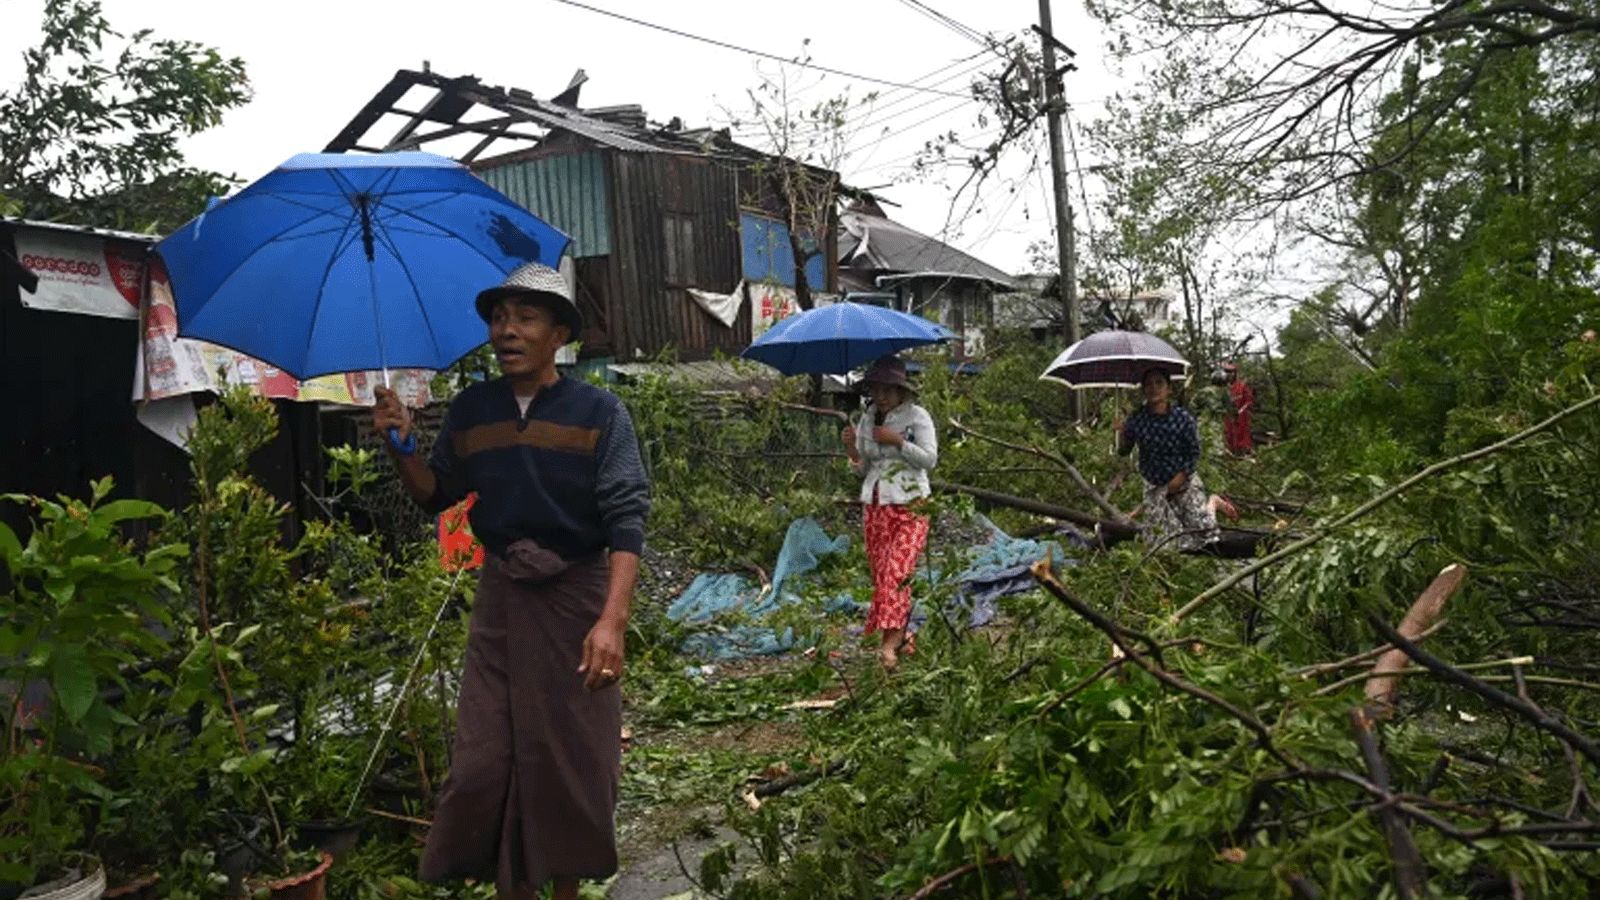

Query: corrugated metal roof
[1,216,158,244]
[498,94,666,154]
[839,209,1017,289]
[607,359,779,390]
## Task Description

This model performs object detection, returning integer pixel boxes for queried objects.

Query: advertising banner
[13,227,144,319]
[749,282,798,339]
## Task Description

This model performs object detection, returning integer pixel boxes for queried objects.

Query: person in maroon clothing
[1222,363,1254,456]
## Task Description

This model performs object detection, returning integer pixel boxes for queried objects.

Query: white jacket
[853,401,938,505]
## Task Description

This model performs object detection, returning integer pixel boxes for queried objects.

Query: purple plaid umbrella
[1039,329,1190,388]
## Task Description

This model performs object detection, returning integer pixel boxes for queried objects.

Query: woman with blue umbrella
[840,354,938,671]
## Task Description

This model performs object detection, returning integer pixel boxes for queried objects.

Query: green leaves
[0,0,250,231]
[49,645,97,724]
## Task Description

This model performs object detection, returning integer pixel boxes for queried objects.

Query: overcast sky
[1,0,1122,276]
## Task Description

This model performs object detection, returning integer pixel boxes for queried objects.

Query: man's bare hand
[372,386,412,447]
[579,617,626,691]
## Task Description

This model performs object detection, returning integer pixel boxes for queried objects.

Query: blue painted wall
[740,212,825,289]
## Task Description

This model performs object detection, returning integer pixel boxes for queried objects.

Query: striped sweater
[425,376,650,560]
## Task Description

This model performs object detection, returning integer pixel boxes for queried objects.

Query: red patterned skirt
[863,501,930,649]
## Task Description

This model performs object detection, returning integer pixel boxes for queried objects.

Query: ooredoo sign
[13,227,144,319]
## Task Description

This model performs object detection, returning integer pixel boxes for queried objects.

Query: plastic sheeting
[666,515,1084,660]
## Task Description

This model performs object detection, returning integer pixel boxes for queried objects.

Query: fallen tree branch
[776,400,849,422]
[751,758,852,798]
[1031,557,1298,768]
[1312,657,1534,698]
[902,856,1010,900]
[948,417,1130,523]
[1033,550,1166,664]
[1225,495,1309,515]
[1365,564,1467,712]
[1292,620,1449,679]
[1367,615,1600,770]
[1176,391,1600,621]
[364,807,431,828]
[932,480,1137,538]
[1349,706,1428,898]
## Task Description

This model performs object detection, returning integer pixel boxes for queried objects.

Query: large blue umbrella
[155,151,571,381]
[741,302,955,375]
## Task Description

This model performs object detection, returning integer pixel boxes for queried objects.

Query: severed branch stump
[1365,564,1467,716]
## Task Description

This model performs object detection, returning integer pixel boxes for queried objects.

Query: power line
[1063,105,1099,268]
[551,0,972,99]
[893,0,993,49]
[728,52,989,141]
[840,54,991,130]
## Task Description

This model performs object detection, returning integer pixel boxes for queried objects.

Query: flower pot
[290,818,364,861]
[242,852,332,900]
[15,861,105,900]
[215,813,272,888]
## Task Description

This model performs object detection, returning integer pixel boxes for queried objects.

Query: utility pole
[1035,1,1079,416]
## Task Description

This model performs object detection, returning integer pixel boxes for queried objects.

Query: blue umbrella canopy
[1039,329,1190,388]
[155,151,571,381]
[741,302,955,376]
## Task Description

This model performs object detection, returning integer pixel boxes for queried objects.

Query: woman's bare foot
[879,629,905,671]
[1208,494,1240,522]
[879,645,899,671]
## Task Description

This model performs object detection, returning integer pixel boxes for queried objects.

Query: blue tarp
[666,515,1084,660]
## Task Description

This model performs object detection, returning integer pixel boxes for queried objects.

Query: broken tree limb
[902,856,1010,900]
[1292,620,1449,679]
[776,400,850,423]
[931,480,1276,558]
[1031,556,1298,769]
[750,758,851,798]
[1225,495,1308,515]
[1176,390,1600,622]
[932,479,1138,538]
[1512,663,1597,820]
[1367,614,1600,770]
[1365,564,1467,712]
[1350,706,1428,899]
[1312,657,1533,698]
[948,416,1130,523]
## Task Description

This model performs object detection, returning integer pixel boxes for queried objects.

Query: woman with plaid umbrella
[1115,367,1220,552]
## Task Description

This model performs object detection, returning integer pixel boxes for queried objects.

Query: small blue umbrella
[155,151,571,382]
[740,302,955,375]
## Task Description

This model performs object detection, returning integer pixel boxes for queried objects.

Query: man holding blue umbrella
[372,261,650,900]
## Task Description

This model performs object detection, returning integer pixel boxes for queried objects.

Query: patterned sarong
[1141,475,1221,552]
[863,502,930,650]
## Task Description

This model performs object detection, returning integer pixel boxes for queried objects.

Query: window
[664,215,695,287]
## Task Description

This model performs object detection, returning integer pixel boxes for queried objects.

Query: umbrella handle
[387,427,417,455]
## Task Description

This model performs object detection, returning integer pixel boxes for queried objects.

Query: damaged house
[837,197,1018,358]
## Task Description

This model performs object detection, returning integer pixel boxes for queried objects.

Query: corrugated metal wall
[478,147,830,362]
[478,152,612,258]
[608,153,748,361]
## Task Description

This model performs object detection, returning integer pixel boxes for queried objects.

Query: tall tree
[0,0,251,233]
[730,51,868,310]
